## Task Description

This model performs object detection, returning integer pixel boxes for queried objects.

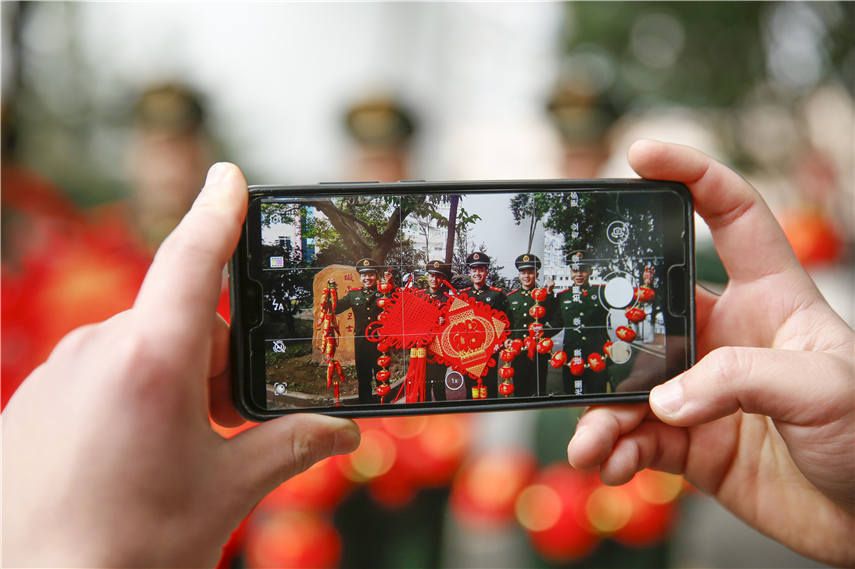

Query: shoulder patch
[460,286,472,292]
[489,286,503,292]
[507,289,519,296]
[348,286,360,292]
[557,288,571,295]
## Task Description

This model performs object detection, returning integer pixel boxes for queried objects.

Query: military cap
[355,258,380,274]
[466,251,490,267]
[546,79,619,144]
[514,254,542,271]
[568,250,593,271]
[134,83,206,135]
[344,97,416,149]
[426,259,451,278]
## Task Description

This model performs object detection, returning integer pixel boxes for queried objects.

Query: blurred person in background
[1,83,226,410]
[344,96,417,183]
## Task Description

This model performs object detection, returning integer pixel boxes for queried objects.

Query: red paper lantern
[376,383,391,397]
[528,305,546,319]
[498,381,514,397]
[587,353,606,373]
[550,351,567,368]
[376,297,389,309]
[625,307,646,323]
[616,326,636,342]
[516,464,599,562]
[634,286,655,303]
[376,369,391,382]
[528,322,544,337]
[510,338,524,354]
[499,349,515,363]
[536,338,554,354]
[531,288,548,302]
[378,282,394,294]
[258,456,353,513]
[602,341,613,358]
[376,355,391,367]
[570,357,585,376]
[245,510,341,569]
[451,449,537,529]
[498,366,515,379]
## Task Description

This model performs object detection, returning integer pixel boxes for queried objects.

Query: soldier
[423,260,454,402]
[459,252,508,398]
[335,258,383,403]
[505,254,555,396]
[552,251,611,395]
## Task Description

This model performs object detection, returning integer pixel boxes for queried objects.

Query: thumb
[649,346,849,427]
[227,414,360,502]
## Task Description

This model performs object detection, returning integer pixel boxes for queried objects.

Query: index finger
[134,163,247,344]
[628,140,800,282]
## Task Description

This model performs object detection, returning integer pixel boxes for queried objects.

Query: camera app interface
[254,190,671,410]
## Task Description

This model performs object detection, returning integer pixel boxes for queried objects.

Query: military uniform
[424,260,454,402]
[552,254,611,395]
[459,252,507,398]
[505,254,555,397]
[335,259,383,403]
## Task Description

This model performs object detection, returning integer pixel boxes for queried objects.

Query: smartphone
[230,180,695,420]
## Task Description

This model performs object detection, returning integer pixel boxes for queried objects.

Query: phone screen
[232,182,694,417]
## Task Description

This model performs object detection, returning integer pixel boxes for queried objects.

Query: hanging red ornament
[536,338,554,354]
[245,510,341,569]
[625,307,646,323]
[569,357,585,376]
[602,341,613,358]
[616,326,637,342]
[376,297,389,309]
[499,349,515,363]
[378,281,394,294]
[498,381,514,397]
[376,355,391,368]
[550,351,567,368]
[529,305,546,319]
[587,353,606,372]
[531,287,548,302]
[376,383,391,397]
[376,369,391,382]
[510,338,524,355]
[528,322,544,338]
[498,366,515,379]
[634,286,655,303]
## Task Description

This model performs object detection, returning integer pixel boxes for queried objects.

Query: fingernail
[333,425,361,455]
[650,379,684,415]
[206,162,229,185]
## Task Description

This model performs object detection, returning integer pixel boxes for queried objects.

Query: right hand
[567,140,855,566]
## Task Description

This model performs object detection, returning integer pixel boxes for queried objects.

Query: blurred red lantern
[625,307,646,323]
[498,381,514,397]
[376,383,391,397]
[527,322,544,337]
[378,282,394,294]
[510,339,524,355]
[602,341,613,358]
[451,448,537,529]
[569,357,585,376]
[778,209,844,266]
[616,326,636,343]
[531,288,548,302]
[528,305,546,319]
[634,286,655,303]
[498,366,515,379]
[499,349,515,363]
[376,355,391,367]
[516,463,599,562]
[550,351,567,368]
[587,353,606,373]
[376,369,391,382]
[376,297,389,308]
[536,337,553,354]
[245,510,341,569]
[585,470,681,547]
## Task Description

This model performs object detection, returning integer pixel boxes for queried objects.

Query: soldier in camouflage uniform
[335,258,383,403]
[551,251,611,395]
[459,252,507,398]
[505,254,555,397]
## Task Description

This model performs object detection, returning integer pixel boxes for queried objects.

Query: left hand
[2,164,361,567]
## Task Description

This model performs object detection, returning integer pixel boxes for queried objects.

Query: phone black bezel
[230,179,696,421]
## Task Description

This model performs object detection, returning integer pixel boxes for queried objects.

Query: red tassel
[404,346,427,403]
